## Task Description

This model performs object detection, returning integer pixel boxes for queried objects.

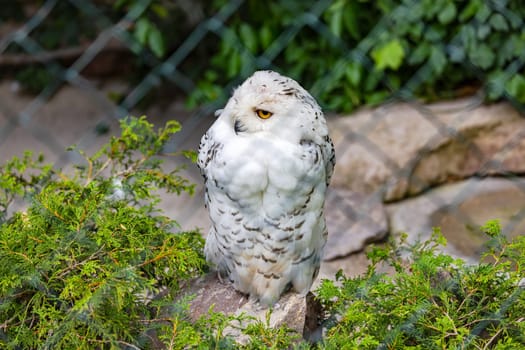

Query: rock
[323,188,388,260]
[183,273,249,321]
[181,273,323,344]
[386,177,525,262]
[328,99,525,201]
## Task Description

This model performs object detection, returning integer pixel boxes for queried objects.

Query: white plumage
[198,70,335,306]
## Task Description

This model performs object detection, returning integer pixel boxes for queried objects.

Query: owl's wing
[322,135,336,186]
[197,129,220,179]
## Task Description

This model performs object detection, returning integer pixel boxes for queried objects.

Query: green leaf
[409,43,431,65]
[343,4,360,39]
[468,43,494,69]
[227,52,241,78]
[486,71,506,100]
[113,0,128,10]
[425,24,446,42]
[147,25,165,58]
[326,0,345,37]
[489,13,508,31]
[474,3,491,22]
[366,90,390,105]
[481,219,501,238]
[182,150,198,163]
[371,39,405,71]
[431,227,447,246]
[477,24,491,39]
[438,2,456,24]
[364,70,382,91]
[459,0,481,22]
[329,5,344,37]
[344,84,361,107]
[506,74,525,103]
[259,26,273,49]
[408,22,424,41]
[459,26,476,51]
[345,62,362,86]
[134,18,150,45]
[151,4,169,19]
[448,44,465,63]
[429,46,447,74]
[239,23,258,53]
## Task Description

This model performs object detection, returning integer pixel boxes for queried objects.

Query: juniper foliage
[0,117,206,349]
[317,225,525,349]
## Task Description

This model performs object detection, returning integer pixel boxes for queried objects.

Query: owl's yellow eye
[255,109,273,119]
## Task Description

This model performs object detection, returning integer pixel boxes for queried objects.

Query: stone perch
[181,273,323,344]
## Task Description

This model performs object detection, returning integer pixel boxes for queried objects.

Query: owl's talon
[216,271,224,284]
[216,270,230,284]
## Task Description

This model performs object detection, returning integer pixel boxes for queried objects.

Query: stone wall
[325,98,525,266]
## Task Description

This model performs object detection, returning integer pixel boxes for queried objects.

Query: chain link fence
[1,0,525,249]
[0,0,525,246]
[0,0,524,342]
[0,0,525,346]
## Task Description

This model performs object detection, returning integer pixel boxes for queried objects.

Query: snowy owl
[197,70,335,306]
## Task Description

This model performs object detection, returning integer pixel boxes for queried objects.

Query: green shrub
[316,223,525,349]
[0,117,206,349]
[7,1,523,110]
[189,0,525,111]
[1,117,523,349]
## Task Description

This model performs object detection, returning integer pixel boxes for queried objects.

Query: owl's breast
[207,132,325,217]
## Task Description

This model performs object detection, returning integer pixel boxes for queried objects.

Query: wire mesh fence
[1,1,524,252]
[0,0,524,344]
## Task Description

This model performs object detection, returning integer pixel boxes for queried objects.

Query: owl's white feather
[198,70,335,306]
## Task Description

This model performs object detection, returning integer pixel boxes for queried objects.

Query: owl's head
[218,70,328,144]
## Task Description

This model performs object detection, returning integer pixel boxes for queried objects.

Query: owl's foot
[216,270,232,284]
